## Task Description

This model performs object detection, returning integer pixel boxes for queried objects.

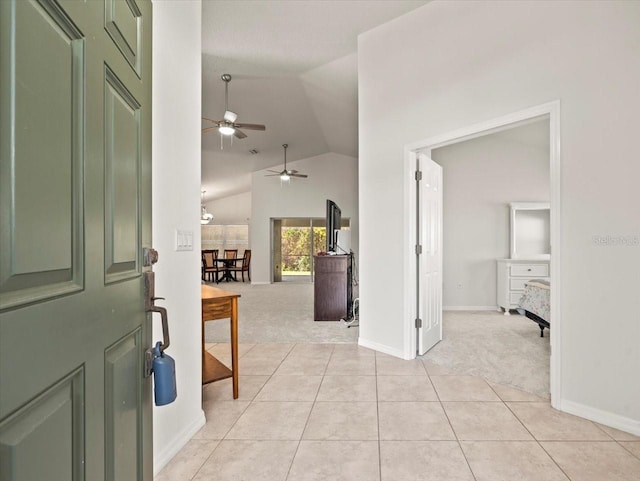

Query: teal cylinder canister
[153,342,177,406]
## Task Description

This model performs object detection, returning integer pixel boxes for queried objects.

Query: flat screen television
[326,199,341,252]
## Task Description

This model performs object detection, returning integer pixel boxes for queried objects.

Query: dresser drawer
[510,277,549,290]
[510,292,525,304]
[510,264,548,277]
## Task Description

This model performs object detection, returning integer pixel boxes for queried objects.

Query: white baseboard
[443,306,499,311]
[153,409,206,476]
[358,337,410,360]
[559,398,640,437]
[251,281,270,285]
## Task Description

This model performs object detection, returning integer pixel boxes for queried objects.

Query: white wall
[205,191,251,225]
[431,120,550,308]
[359,0,640,432]
[251,152,358,283]
[152,0,204,473]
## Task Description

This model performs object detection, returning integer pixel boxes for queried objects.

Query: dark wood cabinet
[314,255,351,321]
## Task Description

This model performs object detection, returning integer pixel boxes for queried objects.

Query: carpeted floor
[204,280,549,398]
[420,310,550,399]
[204,279,359,344]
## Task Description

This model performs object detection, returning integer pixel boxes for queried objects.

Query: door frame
[403,100,562,407]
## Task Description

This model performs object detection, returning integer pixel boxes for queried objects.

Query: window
[202,224,249,254]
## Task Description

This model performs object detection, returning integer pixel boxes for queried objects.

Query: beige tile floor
[156,343,640,481]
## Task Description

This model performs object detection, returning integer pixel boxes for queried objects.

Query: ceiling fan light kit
[265,144,308,182]
[218,124,235,136]
[202,74,266,148]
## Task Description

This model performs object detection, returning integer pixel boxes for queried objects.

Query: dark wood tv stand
[313,254,352,321]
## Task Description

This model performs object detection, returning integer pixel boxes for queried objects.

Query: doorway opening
[271,217,350,282]
[272,218,325,283]
[405,101,561,406]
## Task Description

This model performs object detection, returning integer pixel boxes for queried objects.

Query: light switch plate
[175,229,194,251]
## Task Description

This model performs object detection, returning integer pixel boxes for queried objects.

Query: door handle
[144,302,171,378]
[147,305,170,352]
[144,271,170,351]
[143,270,172,377]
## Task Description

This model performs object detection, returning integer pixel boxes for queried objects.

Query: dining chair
[223,249,238,260]
[202,249,220,282]
[230,249,251,282]
[221,249,238,281]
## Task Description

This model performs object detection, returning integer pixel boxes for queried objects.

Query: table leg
[230,298,239,399]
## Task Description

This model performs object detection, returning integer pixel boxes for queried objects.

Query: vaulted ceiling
[201,0,429,201]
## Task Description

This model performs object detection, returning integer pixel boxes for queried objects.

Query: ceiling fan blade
[265,173,282,177]
[233,129,247,139]
[202,126,218,133]
[290,173,308,178]
[266,169,281,174]
[223,110,238,122]
[202,117,220,123]
[235,123,266,131]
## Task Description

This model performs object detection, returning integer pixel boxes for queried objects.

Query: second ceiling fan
[266,144,308,181]
[202,74,265,140]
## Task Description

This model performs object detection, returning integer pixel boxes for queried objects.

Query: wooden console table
[201,285,240,399]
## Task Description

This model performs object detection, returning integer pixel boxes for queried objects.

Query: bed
[517,279,550,337]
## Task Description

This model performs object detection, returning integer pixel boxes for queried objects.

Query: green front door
[0,1,153,480]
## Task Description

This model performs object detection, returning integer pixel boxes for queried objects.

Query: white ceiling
[201,0,429,201]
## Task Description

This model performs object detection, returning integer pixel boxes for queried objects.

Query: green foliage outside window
[281,227,326,273]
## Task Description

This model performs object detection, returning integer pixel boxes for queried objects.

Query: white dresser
[496,258,550,314]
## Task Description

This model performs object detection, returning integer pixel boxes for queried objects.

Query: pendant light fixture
[200,190,213,225]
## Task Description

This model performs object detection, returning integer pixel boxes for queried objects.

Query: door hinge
[415,318,423,328]
[415,244,422,255]
[415,170,422,181]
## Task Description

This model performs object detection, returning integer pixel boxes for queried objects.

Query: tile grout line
[497,387,574,481]
[204,344,295,442]
[428,369,479,481]
[223,342,307,478]
[186,440,222,481]
[189,401,253,479]
[535,441,574,481]
[283,343,335,481]
[188,344,281,479]
[617,441,640,460]
[375,351,383,481]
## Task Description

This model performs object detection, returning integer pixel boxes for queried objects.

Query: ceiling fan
[202,74,266,140]
[266,144,308,181]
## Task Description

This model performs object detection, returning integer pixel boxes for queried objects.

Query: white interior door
[418,153,443,355]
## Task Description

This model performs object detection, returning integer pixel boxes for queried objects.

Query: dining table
[215,257,238,282]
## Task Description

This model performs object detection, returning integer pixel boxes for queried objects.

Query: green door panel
[104,66,142,282]
[0,0,84,310]
[0,1,153,480]
[0,368,84,481]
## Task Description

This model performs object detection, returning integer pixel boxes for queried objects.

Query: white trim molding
[403,101,562,407]
[560,399,640,437]
[359,337,410,360]
[443,306,499,311]
[153,410,206,476]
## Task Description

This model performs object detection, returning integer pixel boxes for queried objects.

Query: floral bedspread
[518,280,550,322]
